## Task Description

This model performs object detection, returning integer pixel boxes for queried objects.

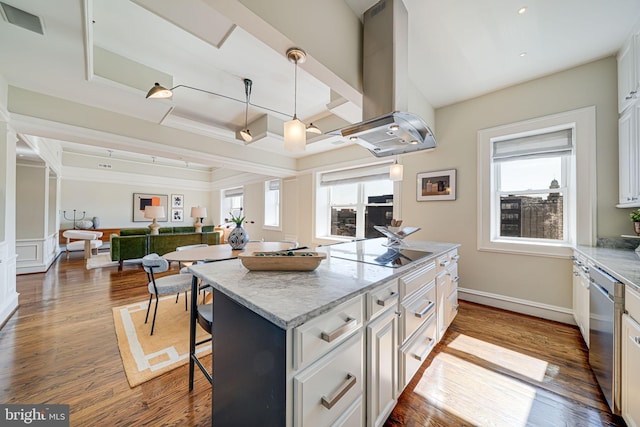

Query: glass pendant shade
[284,116,306,151]
[390,163,404,181]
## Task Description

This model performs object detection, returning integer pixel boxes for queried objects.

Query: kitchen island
[188,238,460,427]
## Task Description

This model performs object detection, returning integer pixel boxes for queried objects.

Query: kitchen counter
[189,238,460,426]
[575,245,640,293]
[188,239,459,329]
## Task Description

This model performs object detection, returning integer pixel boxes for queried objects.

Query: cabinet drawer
[294,295,364,370]
[627,285,640,323]
[399,261,436,301]
[399,313,437,391]
[367,280,399,321]
[436,254,450,273]
[294,332,364,427]
[400,280,436,344]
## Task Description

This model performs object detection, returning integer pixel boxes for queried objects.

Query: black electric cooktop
[327,238,432,268]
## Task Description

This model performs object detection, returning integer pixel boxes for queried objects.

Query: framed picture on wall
[172,209,183,222]
[132,193,168,222]
[171,194,184,208]
[417,169,456,201]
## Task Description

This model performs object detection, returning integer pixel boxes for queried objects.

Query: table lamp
[144,206,165,235]
[191,206,207,233]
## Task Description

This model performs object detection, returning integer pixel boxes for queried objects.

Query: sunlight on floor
[448,334,549,381]
[414,352,537,427]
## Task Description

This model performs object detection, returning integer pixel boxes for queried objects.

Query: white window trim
[477,106,596,258]
[263,179,282,231]
[314,160,401,243]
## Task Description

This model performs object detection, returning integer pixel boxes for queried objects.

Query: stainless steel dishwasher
[589,266,624,415]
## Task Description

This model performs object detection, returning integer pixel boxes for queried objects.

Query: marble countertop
[188,239,459,330]
[575,245,640,293]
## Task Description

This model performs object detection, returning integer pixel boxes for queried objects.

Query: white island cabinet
[623,285,640,427]
[188,238,460,427]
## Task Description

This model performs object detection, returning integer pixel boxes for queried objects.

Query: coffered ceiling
[2,0,640,171]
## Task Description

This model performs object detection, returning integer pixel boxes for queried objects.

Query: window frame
[220,187,243,225]
[477,107,596,258]
[315,161,399,242]
[263,179,281,230]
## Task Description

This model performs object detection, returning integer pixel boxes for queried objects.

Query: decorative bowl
[238,251,326,271]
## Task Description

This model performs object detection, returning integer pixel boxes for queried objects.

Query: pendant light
[284,48,307,152]
[240,78,253,143]
[390,157,404,181]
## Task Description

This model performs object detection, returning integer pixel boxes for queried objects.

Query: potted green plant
[630,208,640,235]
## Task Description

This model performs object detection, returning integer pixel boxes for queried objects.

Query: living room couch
[110,226,221,270]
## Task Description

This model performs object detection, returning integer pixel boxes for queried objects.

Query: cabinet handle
[451,254,460,261]
[321,373,356,409]
[413,337,435,361]
[439,260,450,267]
[452,276,460,283]
[633,336,640,348]
[377,291,398,307]
[414,300,435,318]
[626,95,634,100]
[320,318,358,343]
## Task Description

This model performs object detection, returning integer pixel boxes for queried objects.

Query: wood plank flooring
[0,251,626,426]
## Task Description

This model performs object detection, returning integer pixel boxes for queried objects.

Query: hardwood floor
[0,252,625,426]
[386,302,625,427]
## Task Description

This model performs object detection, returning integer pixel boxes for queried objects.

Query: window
[493,129,571,242]
[478,107,596,257]
[221,187,243,223]
[264,179,281,228]
[317,163,396,240]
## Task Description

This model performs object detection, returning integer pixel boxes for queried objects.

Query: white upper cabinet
[618,33,639,114]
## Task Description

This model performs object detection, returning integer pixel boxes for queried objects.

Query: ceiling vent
[0,2,44,35]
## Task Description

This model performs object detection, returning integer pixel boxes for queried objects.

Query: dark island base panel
[212,289,286,426]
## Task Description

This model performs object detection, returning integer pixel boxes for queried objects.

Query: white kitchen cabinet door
[618,34,638,114]
[366,307,398,427]
[619,108,638,205]
[578,271,590,347]
[622,314,640,427]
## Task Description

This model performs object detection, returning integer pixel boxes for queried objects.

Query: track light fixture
[240,78,253,143]
[145,50,322,150]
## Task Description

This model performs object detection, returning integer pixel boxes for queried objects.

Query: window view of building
[325,178,394,239]
[500,179,563,239]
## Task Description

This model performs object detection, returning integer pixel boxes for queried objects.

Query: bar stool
[188,274,213,390]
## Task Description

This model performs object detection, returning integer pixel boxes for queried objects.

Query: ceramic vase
[228,224,249,249]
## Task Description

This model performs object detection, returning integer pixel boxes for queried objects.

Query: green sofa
[110,226,221,270]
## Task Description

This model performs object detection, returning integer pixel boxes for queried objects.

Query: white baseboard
[458,287,576,325]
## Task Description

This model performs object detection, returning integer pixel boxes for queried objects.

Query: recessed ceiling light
[520,52,527,57]
[518,6,527,14]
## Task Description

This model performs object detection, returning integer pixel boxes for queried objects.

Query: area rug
[112,294,212,387]
[86,253,119,269]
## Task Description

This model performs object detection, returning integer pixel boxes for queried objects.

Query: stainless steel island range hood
[332,0,437,157]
